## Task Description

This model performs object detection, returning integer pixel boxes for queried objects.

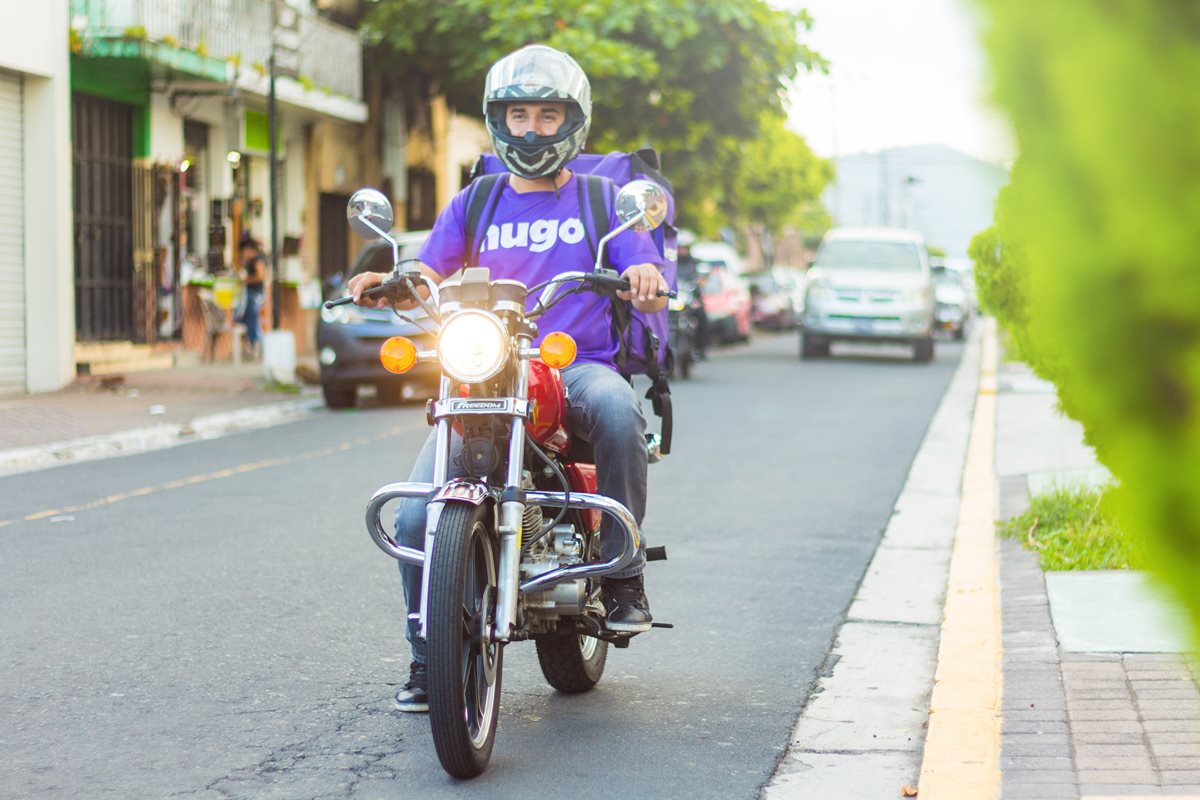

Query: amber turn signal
[379,336,418,374]
[539,332,577,369]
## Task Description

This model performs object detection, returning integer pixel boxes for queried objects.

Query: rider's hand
[347,271,392,309]
[619,263,669,312]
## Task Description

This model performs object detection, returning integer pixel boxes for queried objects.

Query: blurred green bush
[975,0,1200,640]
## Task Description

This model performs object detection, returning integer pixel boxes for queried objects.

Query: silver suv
[800,227,936,362]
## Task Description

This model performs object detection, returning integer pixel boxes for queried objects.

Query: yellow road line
[917,319,1003,798]
[0,428,411,529]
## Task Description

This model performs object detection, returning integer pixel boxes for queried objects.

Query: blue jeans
[394,362,649,664]
[240,289,263,347]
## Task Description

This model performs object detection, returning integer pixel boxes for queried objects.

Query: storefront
[0,70,25,393]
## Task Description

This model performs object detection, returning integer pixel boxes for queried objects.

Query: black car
[317,231,439,408]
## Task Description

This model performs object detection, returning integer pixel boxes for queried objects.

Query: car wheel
[912,336,935,363]
[323,383,356,409]
[800,333,830,360]
[376,383,404,405]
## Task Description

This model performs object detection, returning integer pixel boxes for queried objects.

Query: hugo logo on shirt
[478,218,588,254]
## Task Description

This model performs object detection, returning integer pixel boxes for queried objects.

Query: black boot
[603,575,653,633]
[393,661,429,713]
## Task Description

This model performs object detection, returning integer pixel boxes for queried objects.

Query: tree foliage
[975,0,1200,642]
[731,114,834,235]
[363,0,827,231]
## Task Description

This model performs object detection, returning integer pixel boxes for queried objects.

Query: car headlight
[807,280,834,303]
[903,287,931,304]
[320,303,348,324]
[320,302,367,325]
[437,309,509,383]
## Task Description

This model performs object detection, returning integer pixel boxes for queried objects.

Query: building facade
[0,3,74,394]
[0,0,488,394]
[68,0,373,365]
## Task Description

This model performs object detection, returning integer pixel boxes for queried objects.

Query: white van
[800,227,936,362]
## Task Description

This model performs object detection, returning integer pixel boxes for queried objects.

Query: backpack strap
[577,173,612,267]
[640,321,672,455]
[464,173,506,268]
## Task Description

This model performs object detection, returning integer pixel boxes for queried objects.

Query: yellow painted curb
[917,319,1002,799]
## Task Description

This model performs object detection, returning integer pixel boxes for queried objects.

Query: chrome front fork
[493,354,531,642]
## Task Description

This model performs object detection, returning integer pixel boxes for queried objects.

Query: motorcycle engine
[520,523,587,632]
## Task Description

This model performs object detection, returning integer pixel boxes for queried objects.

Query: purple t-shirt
[417,173,664,369]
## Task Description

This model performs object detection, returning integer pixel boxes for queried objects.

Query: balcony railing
[70,0,362,101]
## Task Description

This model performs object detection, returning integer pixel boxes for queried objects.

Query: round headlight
[437,309,509,383]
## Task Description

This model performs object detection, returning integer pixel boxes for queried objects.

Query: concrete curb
[763,326,987,799]
[0,398,324,478]
[916,318,1002,798]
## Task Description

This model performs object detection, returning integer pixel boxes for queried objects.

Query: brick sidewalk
[1000,535,1200,798]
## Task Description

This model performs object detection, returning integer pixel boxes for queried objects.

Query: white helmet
[482,45,591,180]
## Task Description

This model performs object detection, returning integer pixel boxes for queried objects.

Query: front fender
[432,478,492,506]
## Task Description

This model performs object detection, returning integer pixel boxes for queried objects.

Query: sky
[783,0,1016,165]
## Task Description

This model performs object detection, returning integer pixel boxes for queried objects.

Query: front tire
[536,626,608,694]
[427,503,502,779]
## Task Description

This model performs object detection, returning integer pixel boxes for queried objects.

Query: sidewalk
[991,360,1200,798]
[766,322,1199,799]
[0,355,323,477]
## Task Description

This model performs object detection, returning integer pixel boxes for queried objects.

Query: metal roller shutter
[0,71,24,393]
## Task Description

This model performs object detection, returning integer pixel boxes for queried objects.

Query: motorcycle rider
[348,44,668,713]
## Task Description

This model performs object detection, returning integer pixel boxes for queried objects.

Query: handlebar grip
[585,272,631,291]
[582,271,674,300]
[322,280,413,310]
[323,296,355,309]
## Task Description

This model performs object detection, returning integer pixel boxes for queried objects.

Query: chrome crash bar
[364,483,642,592]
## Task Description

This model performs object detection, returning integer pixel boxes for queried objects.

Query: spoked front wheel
[427,503,503,778]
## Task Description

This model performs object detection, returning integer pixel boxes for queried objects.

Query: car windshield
[748,274,779,292]
[352,238,427,277]
[816,241,922,272]
[701,271,725,295]
[932,267,962,287]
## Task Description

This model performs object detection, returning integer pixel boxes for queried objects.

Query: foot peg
[645,546,668,562]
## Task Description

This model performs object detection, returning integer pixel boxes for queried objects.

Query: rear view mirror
[347,189,394,239]
[615,180,668,233]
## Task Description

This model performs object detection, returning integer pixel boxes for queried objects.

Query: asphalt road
[0,333,961,799]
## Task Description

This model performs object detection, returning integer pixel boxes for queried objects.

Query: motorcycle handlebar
[582,271,676,299]
[322,274,418,310]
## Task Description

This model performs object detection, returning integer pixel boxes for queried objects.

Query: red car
[698,264,752,343]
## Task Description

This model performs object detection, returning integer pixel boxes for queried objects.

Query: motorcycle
[668,278,703,379]
[326,180,673,778]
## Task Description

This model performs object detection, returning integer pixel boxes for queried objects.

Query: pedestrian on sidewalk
[238,233,268,361]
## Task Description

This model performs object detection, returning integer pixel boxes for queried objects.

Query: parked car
[931,262,972,340]
[698,264,752,344]
[316,231,439,408]
[745,268,804,330]
[800,227,936,362]
[689,240,746,275]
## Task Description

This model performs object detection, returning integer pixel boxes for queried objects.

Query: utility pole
[268,0,281,328]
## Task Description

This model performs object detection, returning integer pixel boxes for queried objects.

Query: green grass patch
[999,484,1144,571]
[263,380,302,394]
